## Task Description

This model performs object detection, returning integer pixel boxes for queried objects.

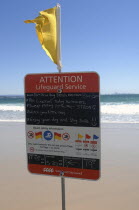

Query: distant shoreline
[0,93,139,97]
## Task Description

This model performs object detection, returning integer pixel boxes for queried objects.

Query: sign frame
[25,71,101,181]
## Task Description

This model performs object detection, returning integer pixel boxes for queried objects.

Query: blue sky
[0,0,139,94]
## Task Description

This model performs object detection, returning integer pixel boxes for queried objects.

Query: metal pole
[56,4,65,210]
[61,175,66,210]
[56,3,62,71]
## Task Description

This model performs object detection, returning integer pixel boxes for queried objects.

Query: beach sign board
[25,72,100,180]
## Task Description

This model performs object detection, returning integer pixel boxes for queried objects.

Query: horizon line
[0,93,139,96]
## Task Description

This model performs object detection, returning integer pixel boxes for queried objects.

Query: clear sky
[0,0,139,95]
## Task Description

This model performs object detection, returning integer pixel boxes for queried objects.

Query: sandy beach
[0,122,139,210]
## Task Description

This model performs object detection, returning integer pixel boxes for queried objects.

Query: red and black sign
[25,72,100,180]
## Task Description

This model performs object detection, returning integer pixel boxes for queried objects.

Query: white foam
[1,103,139,115]
[0,103,139,123]
[101,104,139,115]
[0,105,24,112]
[0,119,25,122]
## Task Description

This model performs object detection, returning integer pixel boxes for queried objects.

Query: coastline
[0,121,139,210]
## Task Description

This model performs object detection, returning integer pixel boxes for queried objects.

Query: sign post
[61,173,66,210]
[25,72,100,209]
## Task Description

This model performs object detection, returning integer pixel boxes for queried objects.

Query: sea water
[0,96,24,122]
[101,94,139,123]
[0,94,139,123]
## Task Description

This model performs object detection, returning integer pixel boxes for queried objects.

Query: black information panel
[26,92,99,127]
[28,154,45,165]
[28,154,99,170]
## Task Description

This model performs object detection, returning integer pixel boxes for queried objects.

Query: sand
[0,122,139,210]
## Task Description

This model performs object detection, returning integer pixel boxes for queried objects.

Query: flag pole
[56,3,62,73]
[56,4,66,210]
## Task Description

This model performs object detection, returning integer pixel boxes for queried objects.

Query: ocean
[0,94,139,123]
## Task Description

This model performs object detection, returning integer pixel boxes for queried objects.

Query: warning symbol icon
[62,133,70,141]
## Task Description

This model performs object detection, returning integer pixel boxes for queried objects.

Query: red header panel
[25,72,99,93]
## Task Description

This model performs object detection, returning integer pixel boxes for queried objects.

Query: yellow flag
[78,134,83,139]
[24,6,61,67]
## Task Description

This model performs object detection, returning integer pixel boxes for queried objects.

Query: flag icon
[93,135,99,140]
[78,134,83,139]
[35,132,42,139]
[54,132,62,140]
[85,134,91,139]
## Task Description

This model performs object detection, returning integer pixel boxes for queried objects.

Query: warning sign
[25,72,100,180]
